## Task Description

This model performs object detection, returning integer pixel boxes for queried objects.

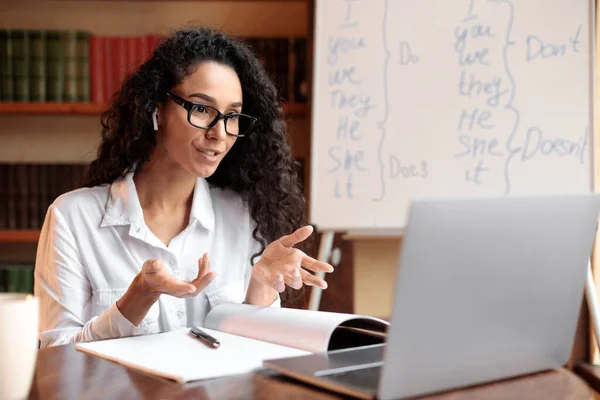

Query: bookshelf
[0,0,314,301]
[0,102,308,117]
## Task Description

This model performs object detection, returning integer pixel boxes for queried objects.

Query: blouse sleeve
[34,204,153,348]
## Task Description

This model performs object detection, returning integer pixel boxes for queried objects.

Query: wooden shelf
[0,102,308,116]
[0,102,105,115]
[67,0,306,2]
[0,230,40,243]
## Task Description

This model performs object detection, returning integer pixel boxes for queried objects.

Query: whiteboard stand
[307,230,335,311]
[586,258,600,353]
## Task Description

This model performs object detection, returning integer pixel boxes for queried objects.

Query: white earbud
[152,108,159,131]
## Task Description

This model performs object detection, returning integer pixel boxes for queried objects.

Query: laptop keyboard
[320,365,382,393]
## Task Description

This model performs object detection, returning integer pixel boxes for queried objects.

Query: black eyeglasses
[164,92,257,138]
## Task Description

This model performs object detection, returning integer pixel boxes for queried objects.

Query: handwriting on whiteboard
[320,0,589,205]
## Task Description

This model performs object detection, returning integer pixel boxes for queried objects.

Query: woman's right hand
[138,253,216,297]
[116,254,215,326]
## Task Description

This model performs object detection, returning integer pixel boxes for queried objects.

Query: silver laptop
[264,194,600,399]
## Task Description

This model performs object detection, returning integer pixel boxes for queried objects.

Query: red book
[147,34,162,58]
[111,37,128,97]
[134,35,150,70]
[89,35,104,104]
[126,36,137,75]
[102,37,114,103]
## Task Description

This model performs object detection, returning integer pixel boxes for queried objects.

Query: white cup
[0,294,39,400]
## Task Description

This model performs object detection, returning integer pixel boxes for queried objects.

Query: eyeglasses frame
[164,91,257,138]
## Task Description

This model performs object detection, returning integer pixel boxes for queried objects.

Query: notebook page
[204,303,389,353]
[75,327,309,383]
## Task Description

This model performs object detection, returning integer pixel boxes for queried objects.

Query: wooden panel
[316,233,354,314]
[286,116,310,159]
[0,0,308,37]
[353,238,402,318]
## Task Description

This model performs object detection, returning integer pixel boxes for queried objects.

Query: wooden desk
[29,344,594,400]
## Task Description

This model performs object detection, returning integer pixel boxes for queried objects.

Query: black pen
[189,326,221,348]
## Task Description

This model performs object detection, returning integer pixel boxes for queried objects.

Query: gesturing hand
[252,225,334,293]
[117,254,216,326]
[139,253,216,298]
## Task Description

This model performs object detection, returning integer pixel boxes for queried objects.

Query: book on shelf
[0,158,305,233]
[1,29,308,106]
[0,264,34,294]
[76,303,388,383]
[0,163,88,231]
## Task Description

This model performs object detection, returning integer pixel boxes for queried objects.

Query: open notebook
[75,303,389,383]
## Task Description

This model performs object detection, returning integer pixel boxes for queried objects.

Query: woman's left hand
[251,225,334,293]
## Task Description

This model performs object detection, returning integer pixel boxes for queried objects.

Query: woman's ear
[152,108,159,131]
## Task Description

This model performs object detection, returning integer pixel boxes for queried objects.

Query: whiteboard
[309,0,594,231]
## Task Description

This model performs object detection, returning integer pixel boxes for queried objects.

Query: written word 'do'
[399,42,419,65]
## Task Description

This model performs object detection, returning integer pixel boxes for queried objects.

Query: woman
[34,27,333,348]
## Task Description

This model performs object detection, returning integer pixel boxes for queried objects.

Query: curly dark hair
[82,27,307,306]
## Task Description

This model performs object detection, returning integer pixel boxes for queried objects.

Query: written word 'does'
[389,156,428,179]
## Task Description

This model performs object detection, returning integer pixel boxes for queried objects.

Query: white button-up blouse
[34,171,278,348]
